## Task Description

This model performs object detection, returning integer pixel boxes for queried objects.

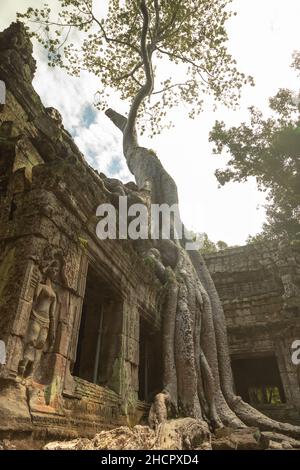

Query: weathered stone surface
[261,431,300,449]
[43,423,300,451]
[0,440,17,450]
[212,426,267,450]
[43,418,211,450]
[0,381,32,431]
[205,243,300,424]
[0,21,161,441]
[44,426,157,450]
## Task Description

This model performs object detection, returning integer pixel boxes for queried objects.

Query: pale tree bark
[106,0,300,438]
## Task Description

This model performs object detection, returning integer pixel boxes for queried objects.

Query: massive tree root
[105,106,300,440]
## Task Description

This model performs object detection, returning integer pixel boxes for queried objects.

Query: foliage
[210,58,300,242]
[197,232,228,253]
[18,0,253,135]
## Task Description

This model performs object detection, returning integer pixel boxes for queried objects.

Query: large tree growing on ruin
[19,0,300,437]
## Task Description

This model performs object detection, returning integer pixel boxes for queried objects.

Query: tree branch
[152,3,199,48]
[153,0,160,38]
[155,0,183,41]
[115,61,143,82]
[105,108,128,132]
[123,0,154,153]
[27,18,92,28]
[132,75,143,87]
[157,46,213,84]
[82,0,141,56]
[140,0,154,90]
[153,80,194,95]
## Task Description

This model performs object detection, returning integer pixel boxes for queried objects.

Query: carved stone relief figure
[18,247,67,378]
[18,266,57,378]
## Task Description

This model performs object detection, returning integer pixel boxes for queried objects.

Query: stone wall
[204,243,300,424]
[0,22,161,443]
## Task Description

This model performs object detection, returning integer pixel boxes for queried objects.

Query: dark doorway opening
[231,355,286,405]
[73,265,122,390]
[138,317,162,402]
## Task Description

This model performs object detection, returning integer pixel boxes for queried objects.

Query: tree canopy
[18,0,252,135]
[210,56,300,243]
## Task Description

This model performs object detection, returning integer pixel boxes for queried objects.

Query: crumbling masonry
[0,23,299,443]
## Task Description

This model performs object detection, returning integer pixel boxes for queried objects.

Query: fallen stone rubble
[40,421,300,451]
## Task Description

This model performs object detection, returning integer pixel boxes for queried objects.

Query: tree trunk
[106,108,300,438]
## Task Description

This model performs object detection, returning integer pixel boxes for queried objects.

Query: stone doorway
[72,265,122,390]
[231,355,286,405]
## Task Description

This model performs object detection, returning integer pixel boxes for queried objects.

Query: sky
[0,0,299,245]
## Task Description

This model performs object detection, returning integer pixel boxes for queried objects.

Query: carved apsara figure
[19,264,57,378]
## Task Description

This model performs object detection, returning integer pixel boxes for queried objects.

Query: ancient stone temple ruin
[205,244,300,425]
[0,22,299,445]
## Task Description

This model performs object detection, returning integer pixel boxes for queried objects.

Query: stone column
[119,294,140,424]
